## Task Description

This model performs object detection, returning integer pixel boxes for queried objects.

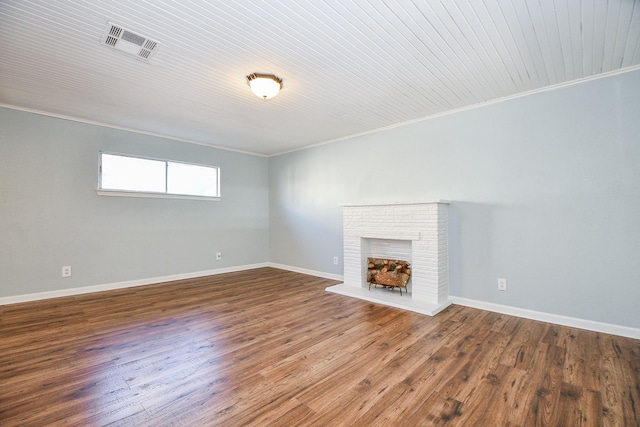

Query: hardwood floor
[0,268,638,426]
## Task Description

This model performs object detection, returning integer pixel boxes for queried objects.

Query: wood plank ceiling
[1,1,639,155]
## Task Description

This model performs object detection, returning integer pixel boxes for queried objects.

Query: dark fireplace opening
[366,258,411,296]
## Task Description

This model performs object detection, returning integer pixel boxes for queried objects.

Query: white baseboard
[0,263,269,306]
[450,296,640,340]
[267,263,344,282]
[3,266,636,340]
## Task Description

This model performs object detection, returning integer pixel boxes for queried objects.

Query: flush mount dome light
[247,73,282,99]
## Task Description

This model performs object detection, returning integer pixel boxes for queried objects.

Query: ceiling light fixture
[246,73,282,99]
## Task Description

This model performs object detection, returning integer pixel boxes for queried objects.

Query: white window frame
[96,152,221,201]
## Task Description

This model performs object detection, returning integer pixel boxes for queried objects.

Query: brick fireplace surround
[326,200,451,316]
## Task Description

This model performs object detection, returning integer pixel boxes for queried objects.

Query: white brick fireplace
[326,200,451,316]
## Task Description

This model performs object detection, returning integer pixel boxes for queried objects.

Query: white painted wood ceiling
[1,1,639,156]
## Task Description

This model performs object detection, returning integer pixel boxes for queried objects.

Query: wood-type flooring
[0,267,638,426]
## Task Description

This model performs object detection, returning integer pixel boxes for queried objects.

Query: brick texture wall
[343,201,449,305]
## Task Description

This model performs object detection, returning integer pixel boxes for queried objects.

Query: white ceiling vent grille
[101,22,159,61]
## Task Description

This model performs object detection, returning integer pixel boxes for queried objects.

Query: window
[97,152,220,200]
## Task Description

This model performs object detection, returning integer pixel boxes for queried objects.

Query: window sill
[96,189,221,201]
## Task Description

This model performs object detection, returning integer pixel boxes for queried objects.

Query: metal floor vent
[101,22,159,61]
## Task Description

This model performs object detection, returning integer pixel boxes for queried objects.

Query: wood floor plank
[401,391,465,426]
[579,389,605,427]
[0,267,638,426]
[450,364,515,426]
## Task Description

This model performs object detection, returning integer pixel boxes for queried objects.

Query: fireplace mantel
[326,200,451,316]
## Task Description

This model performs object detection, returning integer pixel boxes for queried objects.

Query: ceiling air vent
[101,22,159,61]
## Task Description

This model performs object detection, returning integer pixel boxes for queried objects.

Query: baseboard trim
[267,263,344,282]
[451,296,640,340]
[0,263,269,306]
[4,267,636,340]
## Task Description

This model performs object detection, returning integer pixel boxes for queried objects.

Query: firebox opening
[367,258,411,296]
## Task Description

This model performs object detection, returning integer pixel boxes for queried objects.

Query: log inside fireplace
[367,258,411,296]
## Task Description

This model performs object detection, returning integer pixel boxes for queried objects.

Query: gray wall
[269,69,640,328]
[2,70,639,329]
[0,108,269,297]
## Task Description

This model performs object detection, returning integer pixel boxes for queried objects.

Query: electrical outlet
[216,251,222,260]
[333,256,339,265]
[61,266,72,278]
[498,278,507,291]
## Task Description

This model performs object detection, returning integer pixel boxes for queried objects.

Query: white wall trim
[270,64,640,157]
[4,265,637,340]
[451,296,640,340]
[0,104,267,158]
[96,189,222,201]
[0,263,269,306]
[4,66,639,159]
[267,262,344,282]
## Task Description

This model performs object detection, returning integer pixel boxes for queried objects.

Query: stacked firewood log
[367,258,411,290]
